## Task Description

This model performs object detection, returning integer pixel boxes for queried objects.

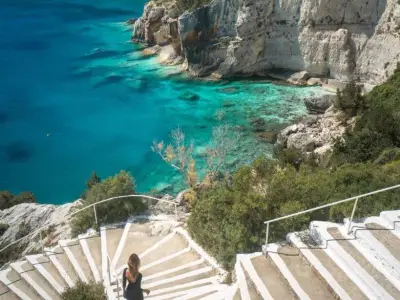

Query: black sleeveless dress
[122,269,144,300]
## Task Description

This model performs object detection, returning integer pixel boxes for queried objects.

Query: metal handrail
[0,194,178,254]
[107,253,122,300]
[264,184,400,247]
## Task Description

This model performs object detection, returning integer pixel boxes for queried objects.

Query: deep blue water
[0,0,326,204]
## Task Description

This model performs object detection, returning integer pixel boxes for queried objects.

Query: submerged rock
[219,87,239,94]
[4,142,32,163]
[179,92,200,101]
[250,118,266,132]
[257,132,278,143]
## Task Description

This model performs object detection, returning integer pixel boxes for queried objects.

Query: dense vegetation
[61,281,106,300]
[0,191,36,210]
[71,170,146,236]
[333,67,400,164]
[188,68,400,270]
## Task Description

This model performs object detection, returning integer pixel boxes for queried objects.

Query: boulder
[287,71,311,85]
[304,94,336,114]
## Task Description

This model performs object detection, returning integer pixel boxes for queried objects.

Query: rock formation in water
[132,0,400,85]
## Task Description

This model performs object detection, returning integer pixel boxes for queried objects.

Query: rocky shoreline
[131,0,400,86]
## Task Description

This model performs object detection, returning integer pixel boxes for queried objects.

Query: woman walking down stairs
[1,210,400,299]
[0,218,228,300]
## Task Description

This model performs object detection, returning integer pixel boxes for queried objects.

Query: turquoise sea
[0,0,326,204]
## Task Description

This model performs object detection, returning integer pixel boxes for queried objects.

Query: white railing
[107,253,122,300]
[264,184,400,249]
[0,194,178,255]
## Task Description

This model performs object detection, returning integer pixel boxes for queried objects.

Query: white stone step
[141,247,191,273]
[11,260,61,300]
[328,226,400,298]
[380,210,400,234]
[100,225,124,281]
[0,268,41,300]
[59,238,94,283]
[145,283,222,300]
[25,254,67,294]
[79,234,102,282]
[310,221,395,300]
[235,256,250,300]
[114,227,170,273]
[249,252,297,299]
[270,244,336,300]
[173,284,225,300]
[104,226,125,261]
[288,232,356,300]
[266,244,312,300]
[344,218,400,282]
[142,259,204,282]
[46,245,79,287]
[143,266,214,290]
[0,280,18,300]
[141,248,204,282]
[142,276,219,297]
[364,222,400,262]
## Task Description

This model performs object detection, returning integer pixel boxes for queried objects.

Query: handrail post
[265,222,270,252]
[93,204,98,227]
[347,197,359,234]
[39,231,44,255]
[116,272,120,300]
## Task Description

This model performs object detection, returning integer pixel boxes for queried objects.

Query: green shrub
[374,148,400,165]
[0,191,36,210]
[0,243,26,266]
[332,69,400,164]
[16,223,32,240]
[335,81,365,117]
[61,281,106,300]
[188,157,400,270]
[71,170,147,236]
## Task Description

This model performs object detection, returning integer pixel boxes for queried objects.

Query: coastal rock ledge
[132,0,400,85]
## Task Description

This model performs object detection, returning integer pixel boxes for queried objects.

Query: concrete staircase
[0,217,229,300]
[234,210,400,300]
[1,209,400,300]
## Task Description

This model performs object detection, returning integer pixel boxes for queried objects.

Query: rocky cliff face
[0,201,80,255]
[133,0,400,85]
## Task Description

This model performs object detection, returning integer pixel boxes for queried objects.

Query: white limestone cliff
[133,0,400,85]
[0,201,80,254]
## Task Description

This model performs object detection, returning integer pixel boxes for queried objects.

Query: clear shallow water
[0,0,326,204]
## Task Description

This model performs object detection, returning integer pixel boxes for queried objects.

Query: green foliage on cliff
[334,81,365,117]
[332,68,400,164]
[0,191,36,210]
[61,281,106,300]
[71,170,146,236]
[188,155,400,269]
